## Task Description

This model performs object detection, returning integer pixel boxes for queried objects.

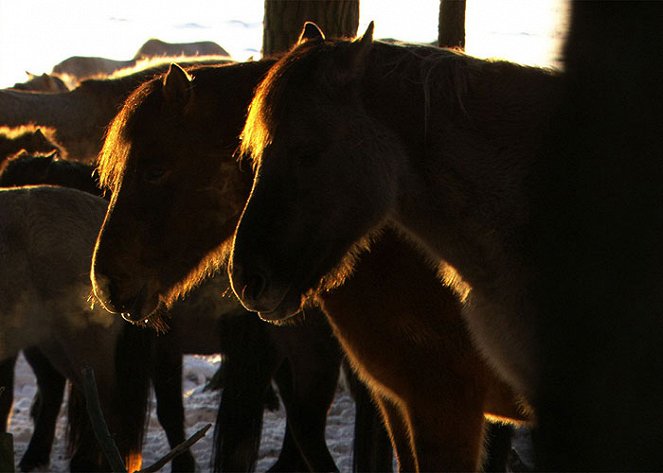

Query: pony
[0,154,346,472]
[228,21,663,470]
[0,125,62,163]
[0,57,231,161]
[90,59,524,470]
[134,39,229,60]
[0,185,149,472]
[51,39,229,84]
[11,73,69,93]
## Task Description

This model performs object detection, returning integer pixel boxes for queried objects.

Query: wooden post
[438,0,466,49]
[262,0,360,57]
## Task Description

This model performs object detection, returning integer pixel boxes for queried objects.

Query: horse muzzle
[229,262,302,319]
[91,268,160,323]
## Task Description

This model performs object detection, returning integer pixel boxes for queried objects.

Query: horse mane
[96,78,161,193]
[241,37,558,165]
[240,39,469,164]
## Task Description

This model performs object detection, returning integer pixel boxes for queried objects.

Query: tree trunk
[263,0,360,57]
[438,0,466,49]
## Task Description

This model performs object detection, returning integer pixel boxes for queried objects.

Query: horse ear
[25,71,35,80]
[162,63,192,109]
[352,21,374,66]
[335,21,375,85]
[297,22,326,45]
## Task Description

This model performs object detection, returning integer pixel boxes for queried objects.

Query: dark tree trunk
[438,0,466,49]
[262,0,359,57]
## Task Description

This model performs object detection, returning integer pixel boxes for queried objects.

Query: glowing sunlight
[0,0,568,89]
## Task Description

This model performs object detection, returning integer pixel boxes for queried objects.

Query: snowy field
[9,353,358,472]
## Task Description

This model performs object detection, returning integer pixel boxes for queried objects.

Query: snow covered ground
[9,353,357,472]
[8,352,535,472]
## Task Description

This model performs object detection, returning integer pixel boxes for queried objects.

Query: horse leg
[404,392,486,472]
[343,362,393,472]
[373,395,416,472]
[268,408,310,473]
[0,356,16,432]
[213,315,275,472]
[19,347,66,472]
[481,423,513,472]
[153,337,195,472]
[270,321,341,472]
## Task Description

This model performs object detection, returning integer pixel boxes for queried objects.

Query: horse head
[230,22,405,321]
[91,62,257,323]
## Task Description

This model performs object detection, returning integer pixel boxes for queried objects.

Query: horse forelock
[239,40,342,169]
[97,79,161,192]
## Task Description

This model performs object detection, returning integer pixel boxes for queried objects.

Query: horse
[0,125,61,163]
[0,153,346,472]
[134,39,229,60]
[0,185,151,472]
[0,57,231,162]
[90,59,525,471]
[229,22,644,468]
[11,73,70,93]
[51,39,229,85]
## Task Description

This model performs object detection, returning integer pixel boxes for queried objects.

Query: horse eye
[143,167,168,184]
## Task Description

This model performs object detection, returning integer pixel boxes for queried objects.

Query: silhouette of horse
[228,22,567,468]
[90,59,525,470]
[134,39,229,60]
[0,58,231,161]
[11,73,69,93]
[0,185,150,472]
[0,126,61,163]
[0,154,345,472]
[51,39,229,84]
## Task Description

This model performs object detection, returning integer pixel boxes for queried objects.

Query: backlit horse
[90,59,526,470]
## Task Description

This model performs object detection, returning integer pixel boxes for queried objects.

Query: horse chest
[462,289,538,399]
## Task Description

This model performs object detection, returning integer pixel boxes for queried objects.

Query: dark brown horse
[228,22,660,470]
[0,126,62,163]
[90,59,525,471]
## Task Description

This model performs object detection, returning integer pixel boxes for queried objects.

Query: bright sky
[0,0,568,88]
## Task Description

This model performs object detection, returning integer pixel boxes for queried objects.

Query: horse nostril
[243,273,267,303]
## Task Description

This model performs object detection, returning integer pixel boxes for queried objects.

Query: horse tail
[113,323,154,472]
[212,313,276,473]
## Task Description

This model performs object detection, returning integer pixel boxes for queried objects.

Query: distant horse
[0,154,345,472]
[11,73,69,93]
[51,39,228,86]
[0,57,231,161]
[90,59,525,470]
[0,185,150,472]
[0,126,61,163]
[134,39,229,60]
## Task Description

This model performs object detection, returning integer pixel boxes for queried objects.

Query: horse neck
[360,46,561,292]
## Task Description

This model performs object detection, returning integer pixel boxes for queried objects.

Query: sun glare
[0,0,567,88]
